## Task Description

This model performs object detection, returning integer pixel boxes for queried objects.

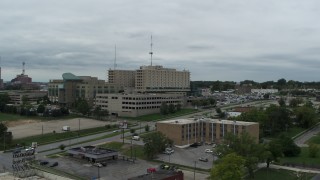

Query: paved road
[294,123,320,147]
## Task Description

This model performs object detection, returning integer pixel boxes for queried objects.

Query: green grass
[0,112,81,122]
[122,145,146,159]
[0,112,29,121]
[307,133,320,145]
[247,168,315,180]
[285,126,306,138]
[122,109,198,121]
[10,125,120,150]
[279,147,320,167]
[99,142,123,151]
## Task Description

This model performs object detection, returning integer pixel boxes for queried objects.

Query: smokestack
[22,61,25,75]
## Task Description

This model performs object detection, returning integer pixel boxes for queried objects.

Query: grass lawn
[279,147,320,167]
[122,109,198,121]
[0,112,81,122]
[10,125,120,150]
[286,126,306,139]
[0,112,29,121]
[307,133,320,145]
[247,168,315,180]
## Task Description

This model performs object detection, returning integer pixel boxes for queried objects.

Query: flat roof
[62,73,82,81]
[69,146,117,155]
[157,118,258,126]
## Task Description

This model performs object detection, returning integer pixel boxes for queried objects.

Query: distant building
[95,93,185,117]
[7,90,47,105]
[156,118,259,146]
[135,65,190,94]
[251,89,278,94]
[108,69,136,89]
[9,62,38,90]
[48,73,119,107]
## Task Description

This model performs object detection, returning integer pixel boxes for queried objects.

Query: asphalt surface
[294,123,320,147]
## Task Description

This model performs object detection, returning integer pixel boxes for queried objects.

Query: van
[62,126,70,131]
[132,136,140,141]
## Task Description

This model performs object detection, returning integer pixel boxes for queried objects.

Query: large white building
[95,93,185,117]
[135,65,190,94]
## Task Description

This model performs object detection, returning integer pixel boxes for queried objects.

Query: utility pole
[3,132,5,151]
[194,161,197,180]
[122,128,124,144]
[131,139,133,159]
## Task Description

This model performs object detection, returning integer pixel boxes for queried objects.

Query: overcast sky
[1,0,320,82]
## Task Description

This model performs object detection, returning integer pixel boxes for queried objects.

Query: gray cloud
[1,0,320,82]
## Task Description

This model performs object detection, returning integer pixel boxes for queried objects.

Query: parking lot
[156,144,217,170]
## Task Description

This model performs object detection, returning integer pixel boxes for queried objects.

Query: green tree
[215,133,265,178]
[277,134,301,157]
[176,104,182,111]
[168,104,175,114]
[211,153,245,180]
[160,102,168,115]
[37,104,45,114]
[130,129,136,134]
[143,132,172,159]
[0,93,11,112]
[295,106,317,128]
[278,98,286,107]
[265,139,283,167]
[308,143,319,158]
[145,124,150,132]
[76,99,90,116]
[0,123,12,149]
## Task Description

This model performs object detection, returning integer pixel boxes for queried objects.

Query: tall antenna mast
[22,61,25,75]
[149,35,153,66]
[114,44,117,70]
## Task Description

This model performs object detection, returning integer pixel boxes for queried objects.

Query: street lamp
[194,161,197,180]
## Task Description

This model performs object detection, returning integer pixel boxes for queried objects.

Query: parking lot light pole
[97,166,100,180]
[3,132,5,151]
[194,161,197,180]
[131,139,133,159]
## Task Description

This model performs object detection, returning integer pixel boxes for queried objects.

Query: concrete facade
[156,118,259,146]
[135,65,190,94]
[95,93,185,117]
[48,73,120,107]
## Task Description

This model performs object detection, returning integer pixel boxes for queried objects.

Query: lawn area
[307,133,320,145]
[0,112,29,121]
[98,141,146,159]
[122,109,198,121]
[10,125,120,150]
[247,168,315,180]
[0,112,81,122]
[279,147,320,167]
[286,126,306,139]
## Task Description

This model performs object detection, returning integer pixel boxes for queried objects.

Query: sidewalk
[268,164,320,174]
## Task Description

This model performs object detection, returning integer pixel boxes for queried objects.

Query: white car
[93,163,103,167]
[163,148,174,154]
[205,149,213,153]
[132,136,140,141]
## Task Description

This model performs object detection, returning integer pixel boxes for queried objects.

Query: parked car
[189,143,198,148]
[163,148,174,154]
[39,160,49,166]
[132,136,140,141]
[113,130,119,133]
[205,149,213,153]
[50,162,58,167]
[93,163,103,167]
[199,157,208,162]
[100,162,107,167]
